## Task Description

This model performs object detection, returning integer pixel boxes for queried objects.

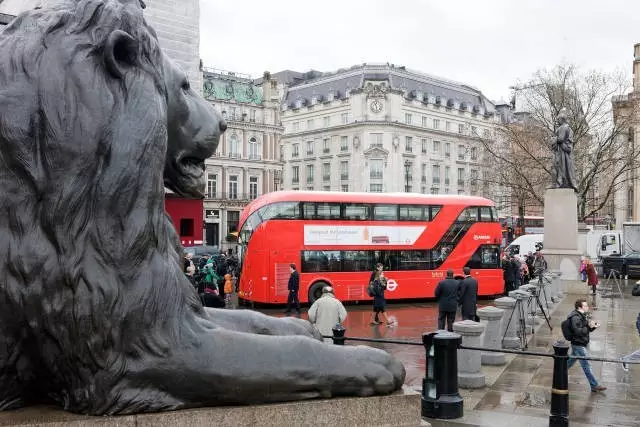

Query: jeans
[567,345,599,389]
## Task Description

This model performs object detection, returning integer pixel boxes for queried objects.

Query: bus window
[490,207,499,222]
[301,250,341,272]
[457,207,478,223]
[342,250,373,271]
[480,207,492,222]
[397,250,431,270]
[430,205,442,220]
[374,204,398,221]
[258,202,300,220]
[342,204,371,220]
[465,245,500,269]
[399,205,427,221]
[315,203,341,219]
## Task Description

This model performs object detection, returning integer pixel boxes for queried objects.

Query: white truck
[599,223,640,278]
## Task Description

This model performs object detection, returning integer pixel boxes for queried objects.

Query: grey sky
[199,0,638,102]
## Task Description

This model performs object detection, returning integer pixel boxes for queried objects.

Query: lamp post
[404,160,411,193]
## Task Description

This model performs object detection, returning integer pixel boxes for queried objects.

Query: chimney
[634,43,640,91]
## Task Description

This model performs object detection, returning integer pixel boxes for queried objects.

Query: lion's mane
[0,0,205,412]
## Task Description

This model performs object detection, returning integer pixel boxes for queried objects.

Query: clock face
[370,99,383,113]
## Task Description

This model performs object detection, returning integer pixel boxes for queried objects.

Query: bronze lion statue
[0,0,405,416]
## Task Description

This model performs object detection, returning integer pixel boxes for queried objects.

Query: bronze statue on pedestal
[550,108,577,191]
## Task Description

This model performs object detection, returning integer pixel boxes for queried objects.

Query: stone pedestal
[508,290,532,334]
[494,297,519,349]
[477,306,506,365]
[453,320,486,388]
[543,189,582,281]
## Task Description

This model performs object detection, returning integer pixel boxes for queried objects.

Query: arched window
[248,137,260,160]
[229,134,240,158]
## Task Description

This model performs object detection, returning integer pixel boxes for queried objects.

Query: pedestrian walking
[223,273,233,308]
[585,256,598,295]
[562,299,607,392]
[579,256,587,282]
[308,286,347,343]
[435,269,460,331]
[284,263,300,315]
[369,263,384,324]
[369,270,395,326]
[502,255,517,292]
[459,267,478,321]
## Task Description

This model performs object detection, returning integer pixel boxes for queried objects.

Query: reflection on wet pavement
[259,284,640,426]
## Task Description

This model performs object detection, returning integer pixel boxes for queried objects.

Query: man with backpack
[561,299,607,392]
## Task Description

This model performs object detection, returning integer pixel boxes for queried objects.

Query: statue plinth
[543,189,581,280]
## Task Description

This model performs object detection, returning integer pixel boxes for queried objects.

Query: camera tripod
[502,295,529,349]
[535,272,552,312]
[525,287,553,334]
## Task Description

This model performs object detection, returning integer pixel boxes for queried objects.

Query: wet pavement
[257,283,640,426]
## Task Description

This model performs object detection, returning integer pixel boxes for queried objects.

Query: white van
[505,234,543,258]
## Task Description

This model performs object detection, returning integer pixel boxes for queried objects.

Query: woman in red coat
[585,257,598,295]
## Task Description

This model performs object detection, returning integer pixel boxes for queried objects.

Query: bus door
[271,251,298,303]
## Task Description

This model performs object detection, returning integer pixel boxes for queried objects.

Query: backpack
[366,282,376,297]
[561,316,574,342]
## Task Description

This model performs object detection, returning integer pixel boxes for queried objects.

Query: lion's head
[0,0,224,407]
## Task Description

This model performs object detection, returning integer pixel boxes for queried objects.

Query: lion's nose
[219,120,227,133]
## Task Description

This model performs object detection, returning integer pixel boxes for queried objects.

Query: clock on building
[370,99,383,113]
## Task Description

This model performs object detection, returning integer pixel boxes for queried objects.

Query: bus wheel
[308,281,329,305]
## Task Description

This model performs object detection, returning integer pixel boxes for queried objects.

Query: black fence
[325,327,640,427]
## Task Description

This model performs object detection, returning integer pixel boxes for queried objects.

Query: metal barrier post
[332,324,346,345]
[549,340,570,427]
[422,331,463,420]
[421,332,438,418]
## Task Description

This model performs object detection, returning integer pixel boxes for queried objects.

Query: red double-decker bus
[236,191,504,304]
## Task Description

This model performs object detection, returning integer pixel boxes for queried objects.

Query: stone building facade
[278,64,500,199]
[202,69,284,250]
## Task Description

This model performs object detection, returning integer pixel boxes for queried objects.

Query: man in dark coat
[459,267,478,321]
[503,255,517,292]
[566,299,606,392]
[435,269,459,331]
[285,263,300,315]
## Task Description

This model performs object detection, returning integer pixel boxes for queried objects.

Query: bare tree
[479,64,638,223]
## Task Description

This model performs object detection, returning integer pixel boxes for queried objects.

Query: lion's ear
[104,30,139,80]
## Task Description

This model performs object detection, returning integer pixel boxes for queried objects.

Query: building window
[458,124,464,134]
[471,126,477,136]
[229,134,240,158]
[249,176,258,199]
[422,116,428,127]
[433,119,440,130]
[458,144,466,160]
[431,187,438,195]
[249,109,256,122]
[341,184,349,192]
[471,147,478,160]
[457,168,465,186]
[323,116,330,127]
[446,121,451,132]
[421,163,427,183]
[341,113,348,124]
[370,133,383,148]
[229,175,238,199]
[405,113,412,125]
[433,140,440,154]
[293,121,300,132]
[306,164,315,182]
[405,136,413,153]
[422,139,428,154]
[227,211,239,236]
[370,183,384,193]
[444,142,450,157]
[322,163,331,181]
[323,138,330,154]
[307,119,314,130]
[306,140,314,155]
[470,169,478,186]
[444,166,450,185]
[249,137,260,160]
[206,173,217,199]
[340,161,349,180]
[323,185,330,191]
[292,166,300,183]
[340,136,348,152]
[432,165,440,184]
[370,159,383,180]
[307,186,314,191]
[292,143,299,158]
[230,107,237,120]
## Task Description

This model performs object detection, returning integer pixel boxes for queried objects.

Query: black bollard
[421,331,463,420]
[549,340,570,427]
[332,324,346,345]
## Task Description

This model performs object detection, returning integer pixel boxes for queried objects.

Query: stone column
[477,306,506,365]
[495,297,519,349]
[452,320,485,388]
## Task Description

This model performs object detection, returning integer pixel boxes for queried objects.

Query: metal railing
[322,327,640,426]
[203,192,258,201]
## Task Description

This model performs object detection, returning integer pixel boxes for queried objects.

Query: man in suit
[459,267,478,321]
[435,269,460,331]
[285,263,300,315]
